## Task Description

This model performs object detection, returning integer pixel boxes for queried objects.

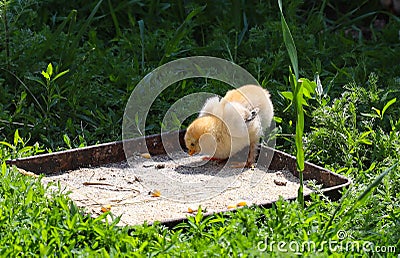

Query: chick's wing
[221,101,250,138]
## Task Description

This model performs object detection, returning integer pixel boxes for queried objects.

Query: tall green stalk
[292,74,305,208]
[278,0,305,207]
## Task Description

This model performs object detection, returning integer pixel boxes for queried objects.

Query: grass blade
[66,0,104,64]
[237,11,248,47]
[107,0,121,37]
[75,0,104,46]
[159,5,205,65]
[138,19,145,72]
[1,68,46,116]
[318,163,398,248]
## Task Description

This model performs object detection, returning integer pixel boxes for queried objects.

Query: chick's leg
[202,157,227,165]
[229,142,257,168]
[245,142,257,168]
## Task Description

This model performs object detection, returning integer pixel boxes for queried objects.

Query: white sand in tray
[41,152,313,226]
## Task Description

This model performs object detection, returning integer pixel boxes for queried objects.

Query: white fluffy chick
[184,84,274,167]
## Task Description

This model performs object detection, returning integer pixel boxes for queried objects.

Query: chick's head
[184,116,219,156]
[184,118,204,156]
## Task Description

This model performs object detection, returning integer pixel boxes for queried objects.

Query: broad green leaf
[25,186,34,204]
[359,139,372,145]
[17,146,33,155]
[273,116,283,123]
[0,141,15,149]
[360,112,379,118]
[46,63,53,77]
[138,241,149,253]
[70,213,78,229]
[195,205,203,225]
[93,225,105,237]
[57,196,69,211]
[359,130,373,139]
[63,134,72,149]
[381,97,396,117]
[52,69,70,82]
[41,229,48,243]
[300,78,316,97]
[26,76,47,88]
[39,243,48,257]
[41,71,50,81]
[278,0,298,80]
[372,107,381,117]
[14,129,21,146]
[20,91,27,101]
[302,86,312,99]
[280,91,293,101]
[301,98,310,107]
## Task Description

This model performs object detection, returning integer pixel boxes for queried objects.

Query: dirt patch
[41,152,313,226]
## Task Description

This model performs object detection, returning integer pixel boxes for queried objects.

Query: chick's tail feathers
[258,96,274,129]
[199,96,224,118]
[232,85,274,129]
[248,90,273,129]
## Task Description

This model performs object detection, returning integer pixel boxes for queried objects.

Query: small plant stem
[293,77,305,208]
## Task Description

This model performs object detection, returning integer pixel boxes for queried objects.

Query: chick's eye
[190,143,195,147]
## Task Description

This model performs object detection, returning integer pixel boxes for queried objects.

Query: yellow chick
[185,84,274,167]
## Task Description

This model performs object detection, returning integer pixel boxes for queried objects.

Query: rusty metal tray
[6,131,350,226]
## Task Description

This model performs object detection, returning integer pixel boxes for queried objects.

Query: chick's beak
[188,149,196,156]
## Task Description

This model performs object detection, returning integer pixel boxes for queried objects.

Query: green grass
[1,0,400,256]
